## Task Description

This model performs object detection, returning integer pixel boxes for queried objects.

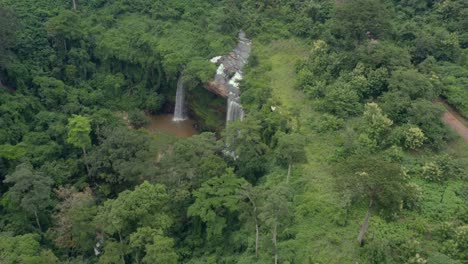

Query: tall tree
[259,184,293,264]
[188,168,247,239]
[66,115,91,175]
[3,162,53,231]
[49,187,97,255]
[87,126,155,192]
[0,7,17,70]
[225,117,269,182]
[237,183,261,258]
[94,182,173,263]
[334,155,409,245]
[274,132,307,183]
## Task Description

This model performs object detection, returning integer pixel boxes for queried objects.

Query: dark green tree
[94,182,173,263]
[188,169,247,239]
[0,7,17,70]
[330,0,393,45]
[3,162,53,231]
[274,132,307,183]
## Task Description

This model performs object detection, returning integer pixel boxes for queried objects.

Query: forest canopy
[0,0,467,263]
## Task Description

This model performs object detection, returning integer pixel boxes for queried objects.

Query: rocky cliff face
[205,31,252,99]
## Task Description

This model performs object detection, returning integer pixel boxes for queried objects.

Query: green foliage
[158,132,225,190]
[312,113,344,133]
[87,126,155,190]
[188,169,246,239]
[274,132,307,168]
[128,109,149,129]
[225,117,269,182]
[0,233,58,263]
[66,115,91,150]
[334,154,413,216]
[421,154,464,183]
[0,0,466,262]
[389,69,435,100]
[408,100,451,148]
[95,181,174,262]
[3,162,53,230]
[48,187,97,255]
[142,234,178,264]
[0,7,17,68]
[330,0,393,44]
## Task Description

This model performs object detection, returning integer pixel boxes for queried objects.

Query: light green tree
[67,115,91,174]
[0,233,58,264]
[404,126,426,150]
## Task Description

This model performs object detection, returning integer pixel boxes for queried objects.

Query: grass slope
[251,38,468,263]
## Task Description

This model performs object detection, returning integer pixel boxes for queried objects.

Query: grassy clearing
[253,39,362,262]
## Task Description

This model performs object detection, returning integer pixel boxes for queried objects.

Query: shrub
[128,110,149,129]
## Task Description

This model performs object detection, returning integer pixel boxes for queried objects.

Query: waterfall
[173,76,186,122]
[226,97,244,123]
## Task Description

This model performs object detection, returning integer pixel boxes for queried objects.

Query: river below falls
[146,114,197,138]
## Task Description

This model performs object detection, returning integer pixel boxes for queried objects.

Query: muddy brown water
[146,114,197,138]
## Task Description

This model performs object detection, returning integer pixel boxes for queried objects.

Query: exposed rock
[206,30,252,99]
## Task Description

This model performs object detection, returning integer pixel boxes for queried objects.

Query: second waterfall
[173,76,186,122]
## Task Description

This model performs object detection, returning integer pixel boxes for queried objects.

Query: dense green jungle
[0,0,467,263]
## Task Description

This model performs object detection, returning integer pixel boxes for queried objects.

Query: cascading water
[208,31,251,158]
[209,30,252,126]
[173,76,186,122]
[226,97,244,123]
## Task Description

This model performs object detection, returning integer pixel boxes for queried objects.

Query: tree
[362,102,393,144]
[3,162,53,231]
[128,227,178,264]
[87,126,154,190]
[94,182,173,262]
[421,154,463,202]
[188,169,247,239]
[46,10,83,52]
[319,85,361,118]
[0,233,58,264]
[259,184,293,264]
[274,132,307,183]
[0,7,17,69]
[49,187,97,255]
[237,183,261,258]
[330,0,393,45]
[408,99,449,148]
[388,69,435,100]
[128,110,149,129]
[158,132,224,190]
[334,155,410,245]
[404,126,426,150]
[67,115,91,174]
[142,235,178,264]
[225,117,269,182]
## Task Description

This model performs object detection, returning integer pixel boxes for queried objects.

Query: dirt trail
[442,112,468,141]
[436,101,468,141]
